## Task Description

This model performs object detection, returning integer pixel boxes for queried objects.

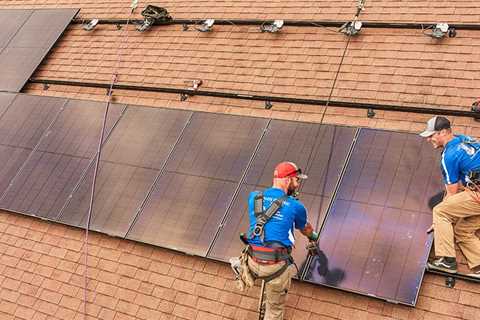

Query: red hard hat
[274,162,308,179]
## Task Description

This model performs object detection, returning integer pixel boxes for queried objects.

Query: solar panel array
[0,92,443,306]
[0,9,78,92]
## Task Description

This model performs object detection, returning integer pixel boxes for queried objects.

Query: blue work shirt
[247,187,307,248]
[441,134,480,185]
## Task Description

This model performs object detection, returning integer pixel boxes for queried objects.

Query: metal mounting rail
[29,78,480,119]
[427,269,480,283]
[71,18,480,30]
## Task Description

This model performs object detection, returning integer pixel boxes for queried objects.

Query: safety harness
[243,192,293,282]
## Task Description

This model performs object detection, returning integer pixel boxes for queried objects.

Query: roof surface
[0,0,480,319]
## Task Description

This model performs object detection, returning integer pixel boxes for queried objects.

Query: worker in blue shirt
[232,161,318,320]
[420,116,480,277]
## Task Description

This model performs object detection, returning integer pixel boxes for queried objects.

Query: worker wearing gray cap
[420,116,480,277]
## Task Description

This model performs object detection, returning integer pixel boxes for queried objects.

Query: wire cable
[82,2,138,319]
[299,1,365,280]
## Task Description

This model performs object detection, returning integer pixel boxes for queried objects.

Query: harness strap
[247,245,291,263]
[251,194,288,240]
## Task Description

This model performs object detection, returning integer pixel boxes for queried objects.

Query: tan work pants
[433,190,480,268]
[247,257,296,320]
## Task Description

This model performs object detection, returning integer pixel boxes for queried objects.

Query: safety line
[82,2,138,319]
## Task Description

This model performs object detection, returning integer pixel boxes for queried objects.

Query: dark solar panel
[0,47,44,92]
[166,112,268,182]
[127,113,269,256]
[0,146,31,197]
[127,172,237,256]
[0,94,65,149]
[36,99,125,157]
[59,107,192,236]
[8,9,78,48]
[0,10,32,48]
[0,8,78,92]
[59,161,158,236]
[208,121,356,270]
[245,120,356,196]
[0,99,125,219]
[0,92,17,119]
[303,129,443,306]
[0,94,66,203]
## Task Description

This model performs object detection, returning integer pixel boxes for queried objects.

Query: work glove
[308,231,319,242]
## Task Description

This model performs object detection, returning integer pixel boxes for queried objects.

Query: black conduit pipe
[28,78,480,119]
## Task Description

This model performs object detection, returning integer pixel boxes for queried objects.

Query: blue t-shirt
[247,187,307,248]
[441,135,480,185]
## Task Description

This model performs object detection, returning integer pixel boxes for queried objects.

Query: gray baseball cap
[419,116,451,137]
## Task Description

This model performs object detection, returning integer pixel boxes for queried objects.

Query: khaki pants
[247,257,296,320]
[433,190,480,268]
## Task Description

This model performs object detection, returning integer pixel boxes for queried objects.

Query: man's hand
[308,231,319,242]
[426,224,434,234]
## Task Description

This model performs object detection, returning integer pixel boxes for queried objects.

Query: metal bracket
[446,276,456,288]
[367,108,375,118]
[116,24,122,30]
[264,101,273,110]
[472,100,480,121]
[180,93,189,101]
[42,83,50,91]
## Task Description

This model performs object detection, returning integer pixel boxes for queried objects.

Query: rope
[82,2,138,319]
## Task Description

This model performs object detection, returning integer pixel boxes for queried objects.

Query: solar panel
[0,94,66,203]
[126,172,237,256]
[303,129,443,306]
[0,92,16,119]
[126,112,269,256]
[0,10,32,49]
[245,121,356,196]
[0,8,78,92]
[59,107,192,236]
[208,121,356,271]
[0,99,125,219]
[0,47,45,92]
[0,94,65,148]
[8,9,79,49]
[165,112,268,182]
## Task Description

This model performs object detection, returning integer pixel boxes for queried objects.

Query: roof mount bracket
[472,100,480,121]
[367,108,375,118]
[445,276,456,288]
